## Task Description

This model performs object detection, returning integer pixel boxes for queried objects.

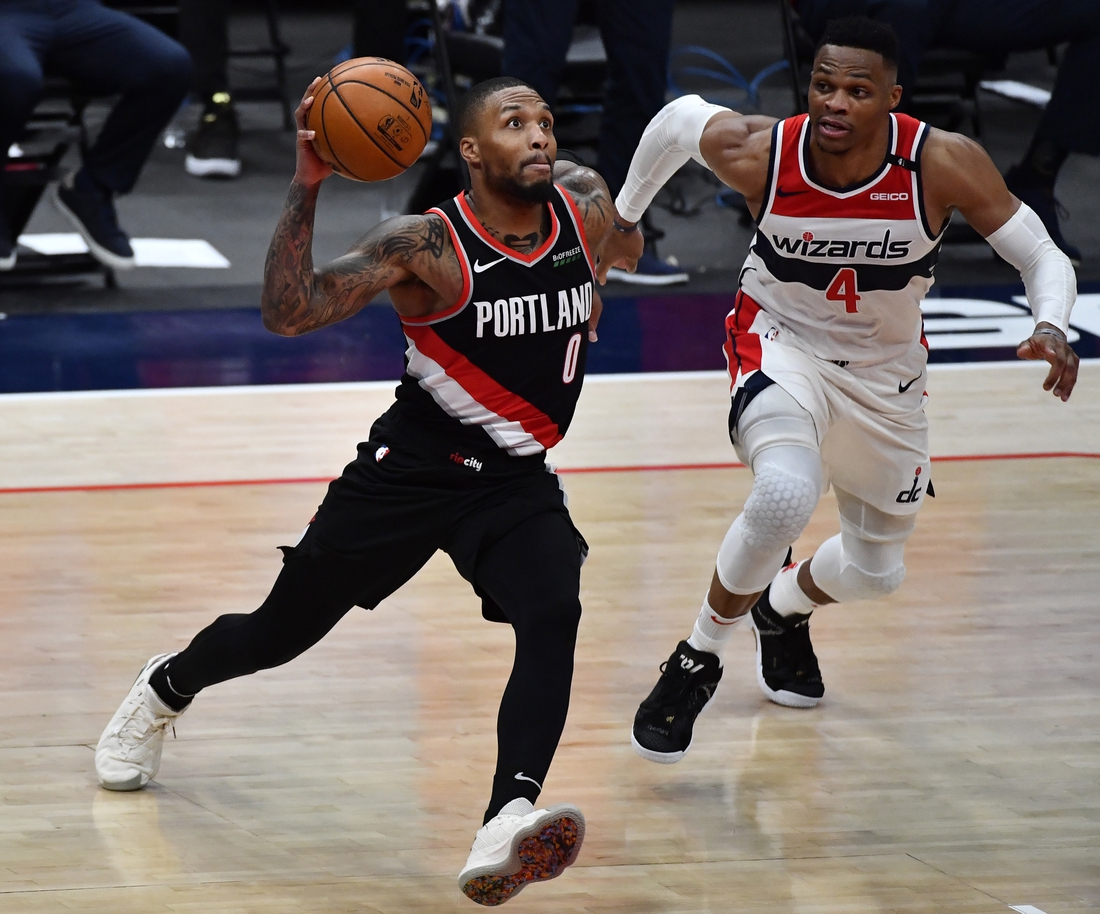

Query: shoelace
[474,814,526,850]
[112,701,176,759]
[650,660,712,709]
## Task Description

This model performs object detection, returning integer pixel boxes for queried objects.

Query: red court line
[1,451,1097,496]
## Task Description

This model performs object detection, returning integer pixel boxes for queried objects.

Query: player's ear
[460,136,481,169]
[888,80,903,111]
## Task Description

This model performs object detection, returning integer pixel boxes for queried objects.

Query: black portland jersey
[395,186,595,456]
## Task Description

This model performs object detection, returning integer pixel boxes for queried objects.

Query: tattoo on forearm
[262,199,452,335]
[261,181,323,335]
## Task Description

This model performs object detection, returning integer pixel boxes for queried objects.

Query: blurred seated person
[178,0,406,180]
[501,0,688,285]
[0,0,192,270]
[179,0,239,178]
[796,0,1100,263]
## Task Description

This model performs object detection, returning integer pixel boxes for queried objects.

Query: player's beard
[485,157,555,203]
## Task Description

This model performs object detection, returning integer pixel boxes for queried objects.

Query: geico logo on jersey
[474,282,593,338]
[869,192,909,201]
[771,228,912,260]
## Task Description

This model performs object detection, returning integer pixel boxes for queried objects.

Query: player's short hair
[815,16,900,70]
[457,77,542,139]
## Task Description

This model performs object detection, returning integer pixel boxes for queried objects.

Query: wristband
[612,218,639,234]
[1035,326,1066,341]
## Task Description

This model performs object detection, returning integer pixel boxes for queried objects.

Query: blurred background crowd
[2,0,1098,299]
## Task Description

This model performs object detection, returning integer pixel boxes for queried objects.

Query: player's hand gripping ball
[306,58,432,181]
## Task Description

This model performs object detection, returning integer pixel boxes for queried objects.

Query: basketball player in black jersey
[95,76,618,906]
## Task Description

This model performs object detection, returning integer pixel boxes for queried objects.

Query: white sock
[686,597,744,656]
[769,559,817,617]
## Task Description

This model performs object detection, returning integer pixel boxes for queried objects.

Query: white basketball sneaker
[458,798,585,906]
[95,653,185,791]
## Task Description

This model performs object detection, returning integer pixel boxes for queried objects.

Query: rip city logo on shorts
[896,466,924,504]
[375,446,390,462]
[450,452,483,472]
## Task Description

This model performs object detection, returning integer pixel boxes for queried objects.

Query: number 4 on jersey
[826,267,861,313]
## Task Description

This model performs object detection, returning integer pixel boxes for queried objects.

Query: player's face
[475,89,557,203]
[807,46,901,154]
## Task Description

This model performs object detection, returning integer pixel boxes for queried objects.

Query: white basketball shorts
[724,291,931,516]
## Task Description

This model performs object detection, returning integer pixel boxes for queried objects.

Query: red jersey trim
[455,191,561,266]
[723,290,763,382]
[404,324,563,448]
[557,185,597,279]
[399,207,473,327]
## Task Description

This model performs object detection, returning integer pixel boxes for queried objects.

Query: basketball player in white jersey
[595,16,1080,763]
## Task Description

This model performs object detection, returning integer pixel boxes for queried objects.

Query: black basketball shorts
[282,403,588,622]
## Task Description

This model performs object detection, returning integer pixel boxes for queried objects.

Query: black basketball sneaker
[631,640,723,763]
[750,586,824,708]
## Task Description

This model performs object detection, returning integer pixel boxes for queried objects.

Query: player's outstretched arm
[261,80,450,336]
[922,131,1078,401]
[600,95,775,279]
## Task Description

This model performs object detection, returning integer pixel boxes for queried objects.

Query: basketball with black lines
[306,58,431,181]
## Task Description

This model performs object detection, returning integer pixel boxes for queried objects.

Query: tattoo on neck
[494,208,551,253]
[503,231,540,252]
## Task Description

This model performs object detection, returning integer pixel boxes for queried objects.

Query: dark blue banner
[0,284,1096,393]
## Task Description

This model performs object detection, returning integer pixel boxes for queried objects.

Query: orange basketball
[306,58,432,182]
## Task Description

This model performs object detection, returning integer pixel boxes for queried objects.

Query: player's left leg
[750,486,917,703]
[631,382,823,762]
[456,510,586,906]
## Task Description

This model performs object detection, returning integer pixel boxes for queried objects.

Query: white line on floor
[17,233,230,268]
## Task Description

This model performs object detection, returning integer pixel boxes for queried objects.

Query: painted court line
[1009,905,1050,914]
[1,451,1097,497]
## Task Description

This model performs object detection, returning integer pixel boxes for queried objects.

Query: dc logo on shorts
[896,466,923,504]
[375,446,390,462]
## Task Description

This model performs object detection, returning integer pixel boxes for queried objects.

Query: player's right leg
[96,424,442,791]
[632,383,823,762]
[94,530,389,790]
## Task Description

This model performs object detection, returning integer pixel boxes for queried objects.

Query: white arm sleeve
[614,94,731,223]
[985,203,1076,333]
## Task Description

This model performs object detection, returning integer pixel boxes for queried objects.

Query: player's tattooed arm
[554,161,613,243]
[261,189,454,335]
[554,162,610,342]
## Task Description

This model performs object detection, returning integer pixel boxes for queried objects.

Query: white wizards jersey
[738,112,943,366]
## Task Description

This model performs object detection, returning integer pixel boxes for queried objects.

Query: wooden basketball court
[1,362,1098,913]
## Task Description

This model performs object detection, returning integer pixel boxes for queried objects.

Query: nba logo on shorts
[765,326,779,340]
[375,446,390,462]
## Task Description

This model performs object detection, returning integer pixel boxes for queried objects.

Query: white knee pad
[809,534,906,602]
[715,445,822,594]
[740,458,820,552]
